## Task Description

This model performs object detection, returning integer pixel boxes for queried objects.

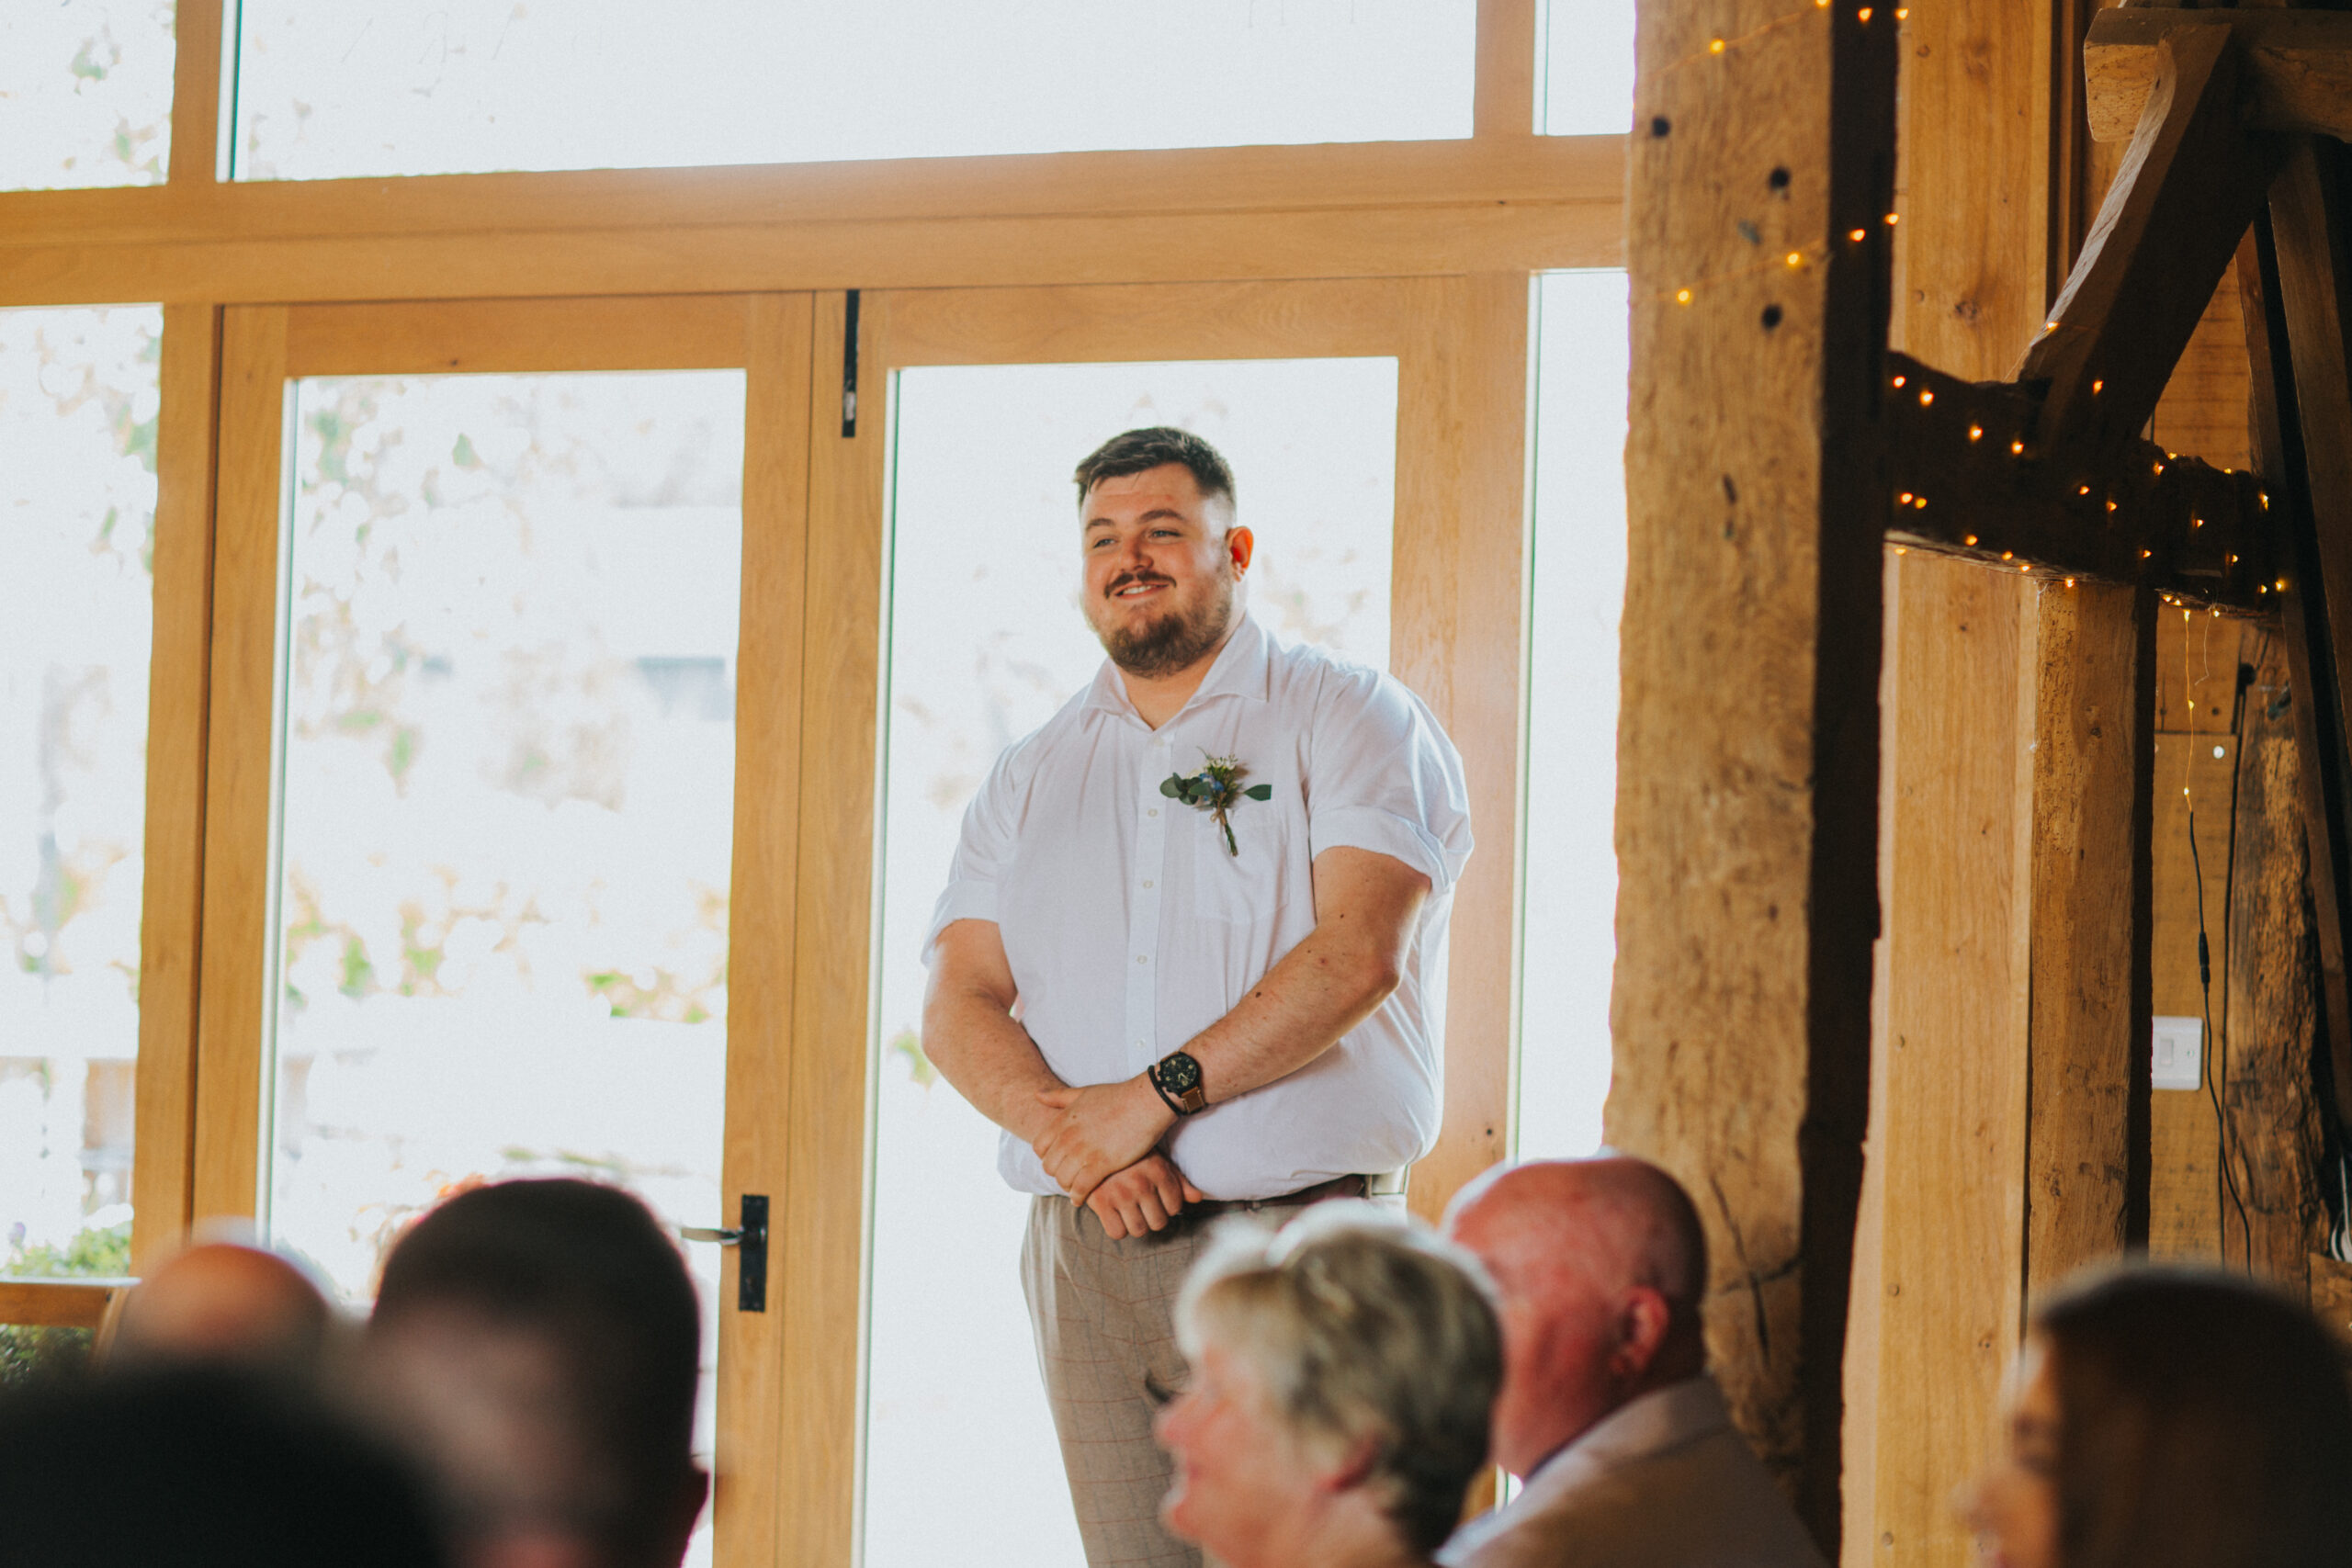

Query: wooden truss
[1886,6,2352,1123]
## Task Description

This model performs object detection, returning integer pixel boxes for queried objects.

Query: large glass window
[1540,0,1635,136]
[0,306,160,1282]
[866,357,1396,1568]
[261,368,744,1565]
[0,3,175,191]
[1515,271,1629,1159]
[230,1,1474,182]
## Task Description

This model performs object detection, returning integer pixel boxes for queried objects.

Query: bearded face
[1079,464,1249,681]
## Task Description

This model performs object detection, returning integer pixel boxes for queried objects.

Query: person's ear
[1318,1432,1384,1495]
[1227,525,1255,576]
[1611,1288,1673,1382]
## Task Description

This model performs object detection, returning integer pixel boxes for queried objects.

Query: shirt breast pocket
[1187,794,1294,925]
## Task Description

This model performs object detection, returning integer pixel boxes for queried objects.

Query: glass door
[784,280,1530,1568]
[192,295,812,1568]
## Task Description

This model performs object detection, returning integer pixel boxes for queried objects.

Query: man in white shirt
[922,427,1472,1568]
[1439,1158,1826,1568]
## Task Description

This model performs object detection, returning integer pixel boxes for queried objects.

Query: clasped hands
[1033,1077,1203,1240]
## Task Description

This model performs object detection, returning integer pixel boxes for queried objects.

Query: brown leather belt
[1181,1173,1368,1222]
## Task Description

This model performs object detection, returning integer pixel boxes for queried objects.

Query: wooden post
[2024,580,2155,1284]
[1612,0,1896,1542]
[2220,635,2328,1292]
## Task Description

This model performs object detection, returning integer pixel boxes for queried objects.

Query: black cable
[2187,795,2254,1268]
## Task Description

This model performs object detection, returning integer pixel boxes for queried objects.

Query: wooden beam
[2256,141,2352,1126]
[165,0,225,188]
[130,303,221,1274]
[1611,0,1894,1544]
[1476,0,1542,138]
[2220,631,2328,1293]
[2086,6,2352,146]
[2018,28,2285,457]
[0,136,1625,308]
[1866,553,2036,1568]
[2024,580,2154,1289]
[1883,353,2274,610]
[1853,0,2065,1557]
[0,1280,131,1331]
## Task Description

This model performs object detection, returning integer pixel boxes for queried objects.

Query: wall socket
[2152,1015,2202,1092]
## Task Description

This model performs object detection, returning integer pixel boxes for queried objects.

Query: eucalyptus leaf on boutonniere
[1159,754,1274,857]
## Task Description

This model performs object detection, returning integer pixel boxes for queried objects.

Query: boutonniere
[1160,754,1274,857]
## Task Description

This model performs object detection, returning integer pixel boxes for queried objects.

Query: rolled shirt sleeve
[1305,668,1475,896]
[922,746,1020,964]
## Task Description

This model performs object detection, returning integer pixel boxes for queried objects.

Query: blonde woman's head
[1156,1201,1503,1564]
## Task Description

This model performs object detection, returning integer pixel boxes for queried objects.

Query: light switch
[2152,1015,2202,1091]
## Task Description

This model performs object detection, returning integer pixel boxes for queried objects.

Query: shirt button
[1141,879,1154,889]
[1136,954,1148,964]
[1148,808,1159,818]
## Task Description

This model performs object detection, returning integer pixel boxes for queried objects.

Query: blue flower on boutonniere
[1159,754,1274,857]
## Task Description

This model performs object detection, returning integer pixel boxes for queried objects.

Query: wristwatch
[1148,1050,1208,1116]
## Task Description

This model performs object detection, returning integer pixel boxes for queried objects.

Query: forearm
[923,990,1067,1145]
[1182,929,1401,1105]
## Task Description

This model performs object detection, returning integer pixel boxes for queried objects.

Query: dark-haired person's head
[361,1179,707,1568]
[0,1363,446,1568]
[1071,427,1252,682]
[1965,1265,2352,1568]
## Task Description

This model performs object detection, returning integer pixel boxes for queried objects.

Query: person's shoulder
[1502,1431,1823,1568]
[976,682,1099,800]
[1262,626,1435,730]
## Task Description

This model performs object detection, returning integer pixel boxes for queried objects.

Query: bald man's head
[1443,1157,1710,1476]
[109,1244,333,1374]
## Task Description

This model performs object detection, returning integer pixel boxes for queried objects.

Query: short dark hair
[1073,427,1236,513]
[2036,1266,2352,1568]
[372,1179,701,1559]
[0,1364,447,1568]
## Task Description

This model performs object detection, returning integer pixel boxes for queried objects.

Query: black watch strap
[1148,1050,1207,1116]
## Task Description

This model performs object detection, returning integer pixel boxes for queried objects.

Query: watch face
[1158,1052,1203,1096]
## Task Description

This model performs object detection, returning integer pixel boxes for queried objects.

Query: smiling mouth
[1109,577,1173,600]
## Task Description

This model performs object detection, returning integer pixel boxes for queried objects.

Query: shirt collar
[1080,611,1274,725]
[1521,1376,1733,1493]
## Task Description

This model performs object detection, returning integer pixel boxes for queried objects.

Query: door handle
[680,1193,769,1312]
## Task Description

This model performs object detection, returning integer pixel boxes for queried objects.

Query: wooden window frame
[2,3,1609,1542]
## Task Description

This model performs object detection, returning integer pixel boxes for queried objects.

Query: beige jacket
[1439,1377,1826,1568]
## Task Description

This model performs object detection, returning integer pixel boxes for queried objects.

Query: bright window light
[1515,270,1629,1159]
[231,1,1475,182]
[0,306,161,1291]
[1541,0,1635,136]
[0,2,175,191]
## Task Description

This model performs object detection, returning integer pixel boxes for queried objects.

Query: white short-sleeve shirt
[922,613,1474,1201]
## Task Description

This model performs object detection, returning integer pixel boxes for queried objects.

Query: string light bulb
[1710,36,1727,51]
[1885,211,1899,225]
[1898,492,1913,504]
[1858,7,1871,19]
[1849,227,1866,241]
[1963,535,1979,547]
[1677,288,1693,305]
[2092,379,2104,394]
[1968,424,1984,442]
[2010,439,2025,455]
[1893,374,1906,388]
[2064,578,2076,589]
[1918,388,1934,406]
[1785,252,1804,268]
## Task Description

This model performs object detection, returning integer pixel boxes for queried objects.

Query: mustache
[1104,570,1176,599]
